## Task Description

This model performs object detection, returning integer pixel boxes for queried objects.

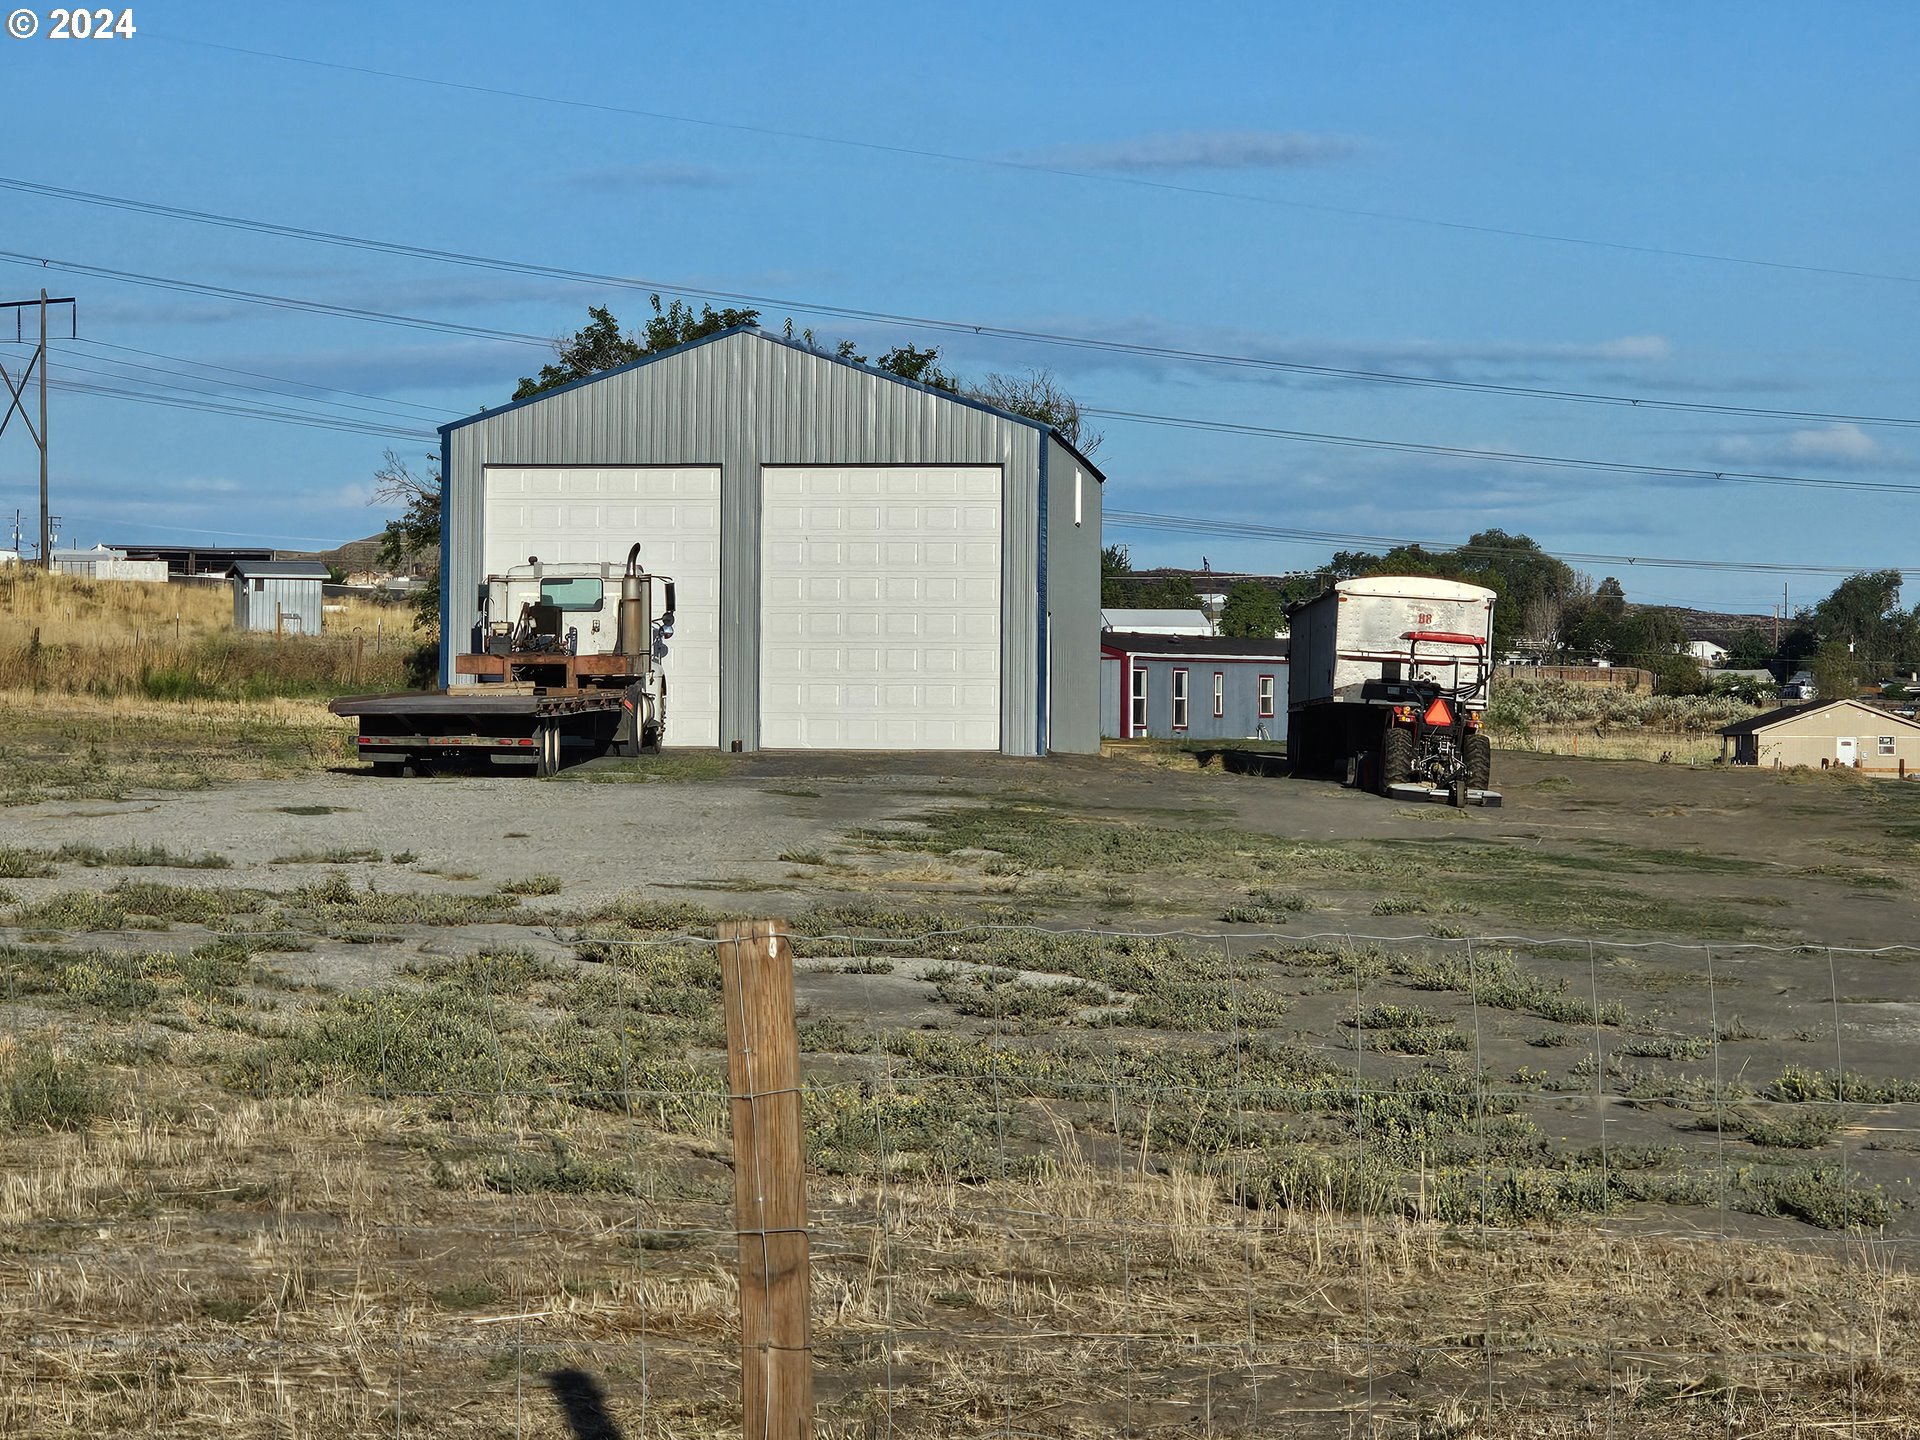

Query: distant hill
[289,533,430,579]
[1628,604,1775,648]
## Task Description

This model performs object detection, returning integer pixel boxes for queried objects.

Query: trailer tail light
[1466,711,1482,730]
[1393,706,1416,723]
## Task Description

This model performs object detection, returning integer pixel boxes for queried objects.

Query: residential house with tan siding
[1720,698,1920,775]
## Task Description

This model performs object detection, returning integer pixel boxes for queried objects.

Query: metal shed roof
[1102,631,1291,660]
[227,559,329,580]
[439,325,1108,482]
[1718,697,1920,737]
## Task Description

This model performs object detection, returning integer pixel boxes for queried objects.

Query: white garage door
[761,466,1001,750]
[483,466,722,748]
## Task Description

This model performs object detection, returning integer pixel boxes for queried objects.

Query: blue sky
[1,1,1915,612]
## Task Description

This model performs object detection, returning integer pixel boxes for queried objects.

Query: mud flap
[611,686,644,758]
[612,684,663,757]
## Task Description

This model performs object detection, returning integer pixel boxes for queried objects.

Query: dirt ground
[3,745,1917,1437]
[4,745,1917,935]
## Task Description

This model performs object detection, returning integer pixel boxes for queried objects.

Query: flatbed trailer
[331,549,675,778]
[329,687,634,777]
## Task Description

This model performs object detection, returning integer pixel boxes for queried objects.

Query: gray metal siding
[1119,656,1287,742]
[234,576,322,635]
[444,331,1049,754]
[1044,436,1102,754]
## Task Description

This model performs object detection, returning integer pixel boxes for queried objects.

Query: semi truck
[330,545,675,776]
[1287,576,1499,805]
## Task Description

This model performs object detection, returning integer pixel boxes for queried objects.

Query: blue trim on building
[437,325,1107,481]
[1035,437,1049,754]
[437,422,453,688]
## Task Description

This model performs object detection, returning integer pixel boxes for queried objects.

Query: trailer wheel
[534,724,558,777]
[640,723,662,755]
[1380,728,1414,793]
[371,760,404,778]
[1465,733,1492,790]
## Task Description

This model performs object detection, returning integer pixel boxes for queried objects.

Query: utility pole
[37,289,47,570]
[0,293,76,567]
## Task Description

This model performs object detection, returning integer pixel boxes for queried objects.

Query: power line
[151,37,1920,289]
[0,250,550,347]
[54,345,446,428]
[7,175,1919,429]
[1102,508,1890,578]
[71,336,450,419]
[1086,408,1920,498]
[44,375,433,441]
[4,336,438,436]
[0,348,1892,581]
[1,254,1908,503]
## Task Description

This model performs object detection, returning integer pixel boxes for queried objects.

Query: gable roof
[1102,631,1290,659]
[1719,697,1920,737]
[228,558,329,580]
[1101,608,1216,633]
[440,325,1108,481]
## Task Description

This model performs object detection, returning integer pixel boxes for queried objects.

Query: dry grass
[0,689,353,805]
[1,1060,1910,1439]
[0,569,417,700]
[0,571,400,804]
[1503,728,1726,765]
[0,568,399,642]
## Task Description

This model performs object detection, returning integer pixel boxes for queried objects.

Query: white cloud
[1714,423,1890,470]
[1023,130,1365,173]
[1782,423,1881,463]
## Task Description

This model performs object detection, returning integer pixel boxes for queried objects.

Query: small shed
[1719,698,1920,774]
[1101,631,1289,741]
[229,559,328,635]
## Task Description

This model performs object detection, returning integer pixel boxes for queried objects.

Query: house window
[252,578,265,592]
[1130,667,1148,734]
[1171,669,1190,730]
[1213,671,1225,718]
[1880,736,1896,756]
[1074,470,1083,526]
[1258,675,1275,718]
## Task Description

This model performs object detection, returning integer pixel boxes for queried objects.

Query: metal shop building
[438,327,1104,753]
[1100,632,1290,742]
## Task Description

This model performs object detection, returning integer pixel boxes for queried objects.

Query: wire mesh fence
[3,914,1916,1437]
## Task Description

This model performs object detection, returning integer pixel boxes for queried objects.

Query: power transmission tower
[0,292,78,567]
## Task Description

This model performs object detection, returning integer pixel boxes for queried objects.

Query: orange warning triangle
[1423,696,1453,728]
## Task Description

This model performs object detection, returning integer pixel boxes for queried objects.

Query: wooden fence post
[717,919,813,1440]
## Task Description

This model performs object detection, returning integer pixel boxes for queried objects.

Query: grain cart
[1287,576,1499,806]
[330,545,676,776]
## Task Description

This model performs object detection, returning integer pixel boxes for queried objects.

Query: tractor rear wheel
[1465,733,1493,790]
[1380,728,1414,793]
